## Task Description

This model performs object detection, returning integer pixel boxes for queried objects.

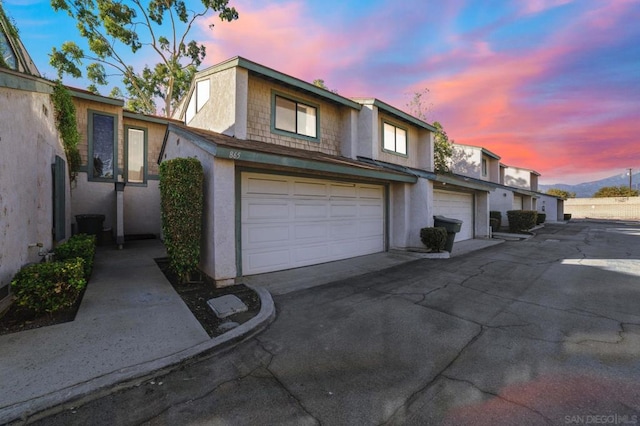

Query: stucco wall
[185,67,238,135]
[245,75,343,156]
[503,167,533,190]
[0,78,70,309]
[161,130,237,285]
[565,197,640,220]
[537,194,562,222]
[450,145,483,179]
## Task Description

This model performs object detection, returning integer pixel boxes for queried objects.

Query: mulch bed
[0,289,85,336]
[154,258,261,337]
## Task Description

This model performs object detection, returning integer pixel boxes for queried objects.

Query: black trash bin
[75,214,106,245]
[433,215,463,253]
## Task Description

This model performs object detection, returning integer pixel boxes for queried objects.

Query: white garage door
[433,190,474,241]
[241,173,385,275]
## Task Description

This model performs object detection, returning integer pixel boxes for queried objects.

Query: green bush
[160,157,204,283]
[490,211,502,222]
[490,211,502,232]
[507,210,538,233]
[54,233,96,279]
[11,258,87,315]
[536,213,546,224]
[564,213,572,221]
[420,227,447,252]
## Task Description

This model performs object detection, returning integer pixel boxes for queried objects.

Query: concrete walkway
[0,240,274,424]
[0,235,504,423]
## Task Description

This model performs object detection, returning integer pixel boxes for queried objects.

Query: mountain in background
[540,172,640,198]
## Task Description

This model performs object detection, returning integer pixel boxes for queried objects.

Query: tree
[49,0,238,116]
[432,121,454,173]
[406,89,452,173]
[312,78,337,94]
[593,186,639,198]
[546,188,575,199]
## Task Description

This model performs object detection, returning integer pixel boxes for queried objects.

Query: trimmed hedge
[159,157,204,283]
[420,227,447,252]
[490,211,502,232]
[507,210,538,233]
[11,258,86,314]
[54,233,96,279]
[536,213,546,224]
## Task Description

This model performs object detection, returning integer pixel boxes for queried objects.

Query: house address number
[228,151,241,159]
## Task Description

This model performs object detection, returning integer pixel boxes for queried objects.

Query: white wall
[0,75,70,311]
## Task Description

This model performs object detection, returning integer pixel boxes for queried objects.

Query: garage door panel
[359,186,383,199]
[293,244,330,263]
[244,224,290,245]
[246,177,289,195]
[245,201,289,220]
[241,173,385,275]
[294,223,328,240]
[294,181,327,197]
[330,203,358,217]
[294,202,328,219]
[330,184,357,198]
[244,249,290,271]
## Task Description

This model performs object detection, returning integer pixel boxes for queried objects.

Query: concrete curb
[0,286,276,425]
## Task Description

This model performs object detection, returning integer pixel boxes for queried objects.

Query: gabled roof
[160,124,417,183]
[501,163,541,176]
[194,56,362,110]
[352,98,438,133]
[451,143,501,160]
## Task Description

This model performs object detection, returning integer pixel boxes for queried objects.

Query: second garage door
[433,190,474,241]
[241,173,385,275]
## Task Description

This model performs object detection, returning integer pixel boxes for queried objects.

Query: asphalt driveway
[32,221,640,425]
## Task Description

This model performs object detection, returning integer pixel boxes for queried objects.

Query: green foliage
[536,213,546,224]
[51,82,81,181]
[160,157,204,283]
[490,211,502,232]
[507,210,538,233]
[432,121,454,173]
[490,211,502,222]
[11,258,86,314]
[54,233,96,279]
[49,0,239,116]
[593,186,639,198]
[564,213,572,221]
[546,188,575,199]
[312,78,337,94]
[420,227,447,252]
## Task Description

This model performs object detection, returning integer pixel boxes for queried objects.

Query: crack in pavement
[379,325,485,425]
[254,339,322,425]
[440,374,554,425]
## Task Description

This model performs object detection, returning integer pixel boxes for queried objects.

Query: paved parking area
[30,221,640,425]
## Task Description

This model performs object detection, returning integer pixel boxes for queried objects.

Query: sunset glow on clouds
[6,0,639,184]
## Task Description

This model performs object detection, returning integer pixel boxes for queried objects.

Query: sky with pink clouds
[4,0,639,185]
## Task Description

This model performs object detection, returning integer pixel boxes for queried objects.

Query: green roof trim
[481,148,501,160]
[68,88,124,106]
[123,110,172,125]
[0,68,52,93]
[196,56,362,110]
[353,98,437,132]
[433,174,495,192]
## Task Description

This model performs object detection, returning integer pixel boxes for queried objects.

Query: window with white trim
[274,95,317,139]
[126,126,146,184]
[383,122,407,155]
[185,79,210,123]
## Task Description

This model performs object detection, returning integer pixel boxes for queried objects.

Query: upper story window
[382,122,407,155]
[0,29,17,70]
[482,158,488,176]
[125,126,147,185]
[88,110,117,181]
[185,79,210,123]
[272,93,318,140]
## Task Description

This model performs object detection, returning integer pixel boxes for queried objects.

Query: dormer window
[382,122,407,155]
[185,79,210,123]
[0,29,17,70]
[272,94,318,140]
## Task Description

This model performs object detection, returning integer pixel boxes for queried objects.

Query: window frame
[124,125,148,186]
[87,109,118,182]
[185,78,210,123]
[381,120,408,157]
[271,91,320,142]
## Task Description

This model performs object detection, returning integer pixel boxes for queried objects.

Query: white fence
[565,197,640,220]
